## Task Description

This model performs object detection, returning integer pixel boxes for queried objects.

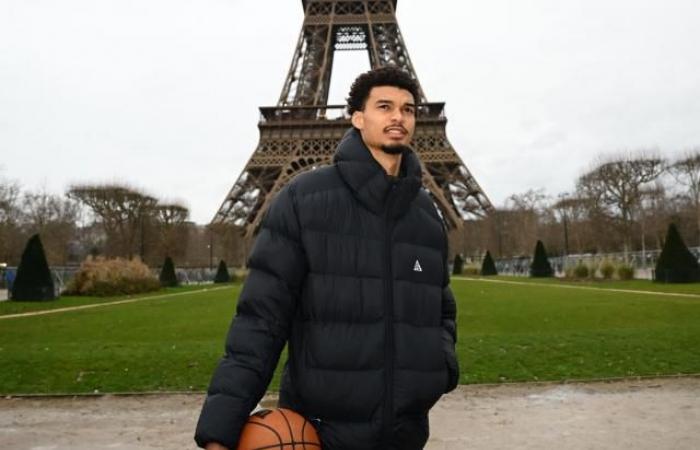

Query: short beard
[380,144,410,155]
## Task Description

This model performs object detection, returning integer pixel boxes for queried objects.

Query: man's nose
[390,107,404,122]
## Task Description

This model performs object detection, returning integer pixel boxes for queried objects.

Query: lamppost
[208,231,213,271]
[562,211,570,256]
[139,213,145,261]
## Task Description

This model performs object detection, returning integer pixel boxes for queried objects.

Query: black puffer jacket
[195,128,459,450]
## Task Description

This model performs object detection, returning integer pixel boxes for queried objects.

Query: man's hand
[205,443,229,450]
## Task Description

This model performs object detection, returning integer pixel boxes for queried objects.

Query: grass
[454,277,700,383]
[0,277,699,394]
[475,275,700,295]
[0,284,247,394]
[0,284,214,316]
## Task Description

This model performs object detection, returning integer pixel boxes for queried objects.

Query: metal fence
[491,247,700,280]
[0,266,238,297]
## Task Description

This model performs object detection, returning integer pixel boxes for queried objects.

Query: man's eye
[379,104,390,110]
[404,107,415,115]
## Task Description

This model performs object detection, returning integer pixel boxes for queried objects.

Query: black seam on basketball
[301,419,308,450]
[244,442,321,450]
[244,410,320,450]
[277,409,295,449]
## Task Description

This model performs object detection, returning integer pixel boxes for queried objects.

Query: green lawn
[454,277,700,383]
[0,285,244,394]
[0,278,699,394]
[0,284,216,316]
[471,275,700,295]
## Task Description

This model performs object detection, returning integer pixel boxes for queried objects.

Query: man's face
[351,85,416,153]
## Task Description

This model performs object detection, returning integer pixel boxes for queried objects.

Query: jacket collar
[334,128,422,218]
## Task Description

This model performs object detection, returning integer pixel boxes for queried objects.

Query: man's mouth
[385,127,407,137]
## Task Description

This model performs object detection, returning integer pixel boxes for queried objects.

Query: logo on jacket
[413,259,422,272]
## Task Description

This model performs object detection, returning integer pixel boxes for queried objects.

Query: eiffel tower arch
[212,0,494,238]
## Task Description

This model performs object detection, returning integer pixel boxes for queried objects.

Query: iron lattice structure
[213,0,493,237]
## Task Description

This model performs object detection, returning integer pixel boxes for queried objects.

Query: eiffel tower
[212,0,493,237]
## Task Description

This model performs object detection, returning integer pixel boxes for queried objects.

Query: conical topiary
[11,234,56,301]
[159,256,178,287]
[530,240,553,278]
[655,223,700,283]
[214,259,231,283]
[452,254,464,275]
[480,250,498,276]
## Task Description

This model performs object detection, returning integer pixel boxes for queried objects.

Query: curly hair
[346,66,420,115]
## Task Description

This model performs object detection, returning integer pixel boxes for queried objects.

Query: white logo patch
[413,259,422,272]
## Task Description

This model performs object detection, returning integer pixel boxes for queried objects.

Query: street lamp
[208,232,213,271]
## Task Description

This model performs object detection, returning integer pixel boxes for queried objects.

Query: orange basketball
[236,408,322,450]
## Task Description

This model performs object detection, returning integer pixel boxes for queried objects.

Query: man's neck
[367,146,402,177]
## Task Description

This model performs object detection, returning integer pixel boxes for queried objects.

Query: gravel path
[1,377,698,449]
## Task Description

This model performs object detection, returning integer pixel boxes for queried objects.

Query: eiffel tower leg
[367,22,426,102]
[279,25,334,107]
[213,121,349,237]
[245,152,335,239]
[414,119,495,225]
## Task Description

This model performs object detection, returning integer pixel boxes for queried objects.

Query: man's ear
[351,111,364,130]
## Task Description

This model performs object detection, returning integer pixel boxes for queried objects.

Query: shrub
[11,234,56,301]
[214,260,231,283]
[617,264,635,280]
[573,263,589,279]
[480,251,498,276]
[462,265,480,276]
[159,256,178,287]
[530,240,553,278]
[564,265,575,279]
[64,256,160,296]
[654,223,700,283]
[600,260,615,280]
[231,268,248,284]
[452,254,464,275]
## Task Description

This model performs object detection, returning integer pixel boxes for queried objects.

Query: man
[195,66,459,450]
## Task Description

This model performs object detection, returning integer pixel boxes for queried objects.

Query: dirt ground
[1,376,698,450]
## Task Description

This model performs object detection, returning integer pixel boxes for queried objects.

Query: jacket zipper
[382,204,395,446]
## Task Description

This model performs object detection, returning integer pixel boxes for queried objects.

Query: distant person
[5,267,15,293]
[195,66,459,450]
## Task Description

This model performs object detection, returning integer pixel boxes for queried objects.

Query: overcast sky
[2,0,699,224]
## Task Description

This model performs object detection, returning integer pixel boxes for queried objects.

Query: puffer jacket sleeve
[442,239,459,393]
[194,184,307,449]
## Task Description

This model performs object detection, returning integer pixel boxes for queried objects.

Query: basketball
[236,408,322,450]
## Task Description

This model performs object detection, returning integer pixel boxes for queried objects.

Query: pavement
[1,376,698,449]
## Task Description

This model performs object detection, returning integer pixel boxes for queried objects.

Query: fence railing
[488,247,700,280]
[3,246,698,295]
[0,266,243,297]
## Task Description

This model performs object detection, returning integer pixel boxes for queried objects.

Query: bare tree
[669,149,700,246]
[68,184,157,258]
[506,188,549,212]
[552,193,589,255]
[153,202,190,260]
[21,190,82,264]
[0,174,22,263]
[499,188,554,256]
[635,183,669,259]
[576,152,666,255]
[0,182,20,222]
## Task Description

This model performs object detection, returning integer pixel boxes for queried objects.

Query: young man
[195,66,458,450]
